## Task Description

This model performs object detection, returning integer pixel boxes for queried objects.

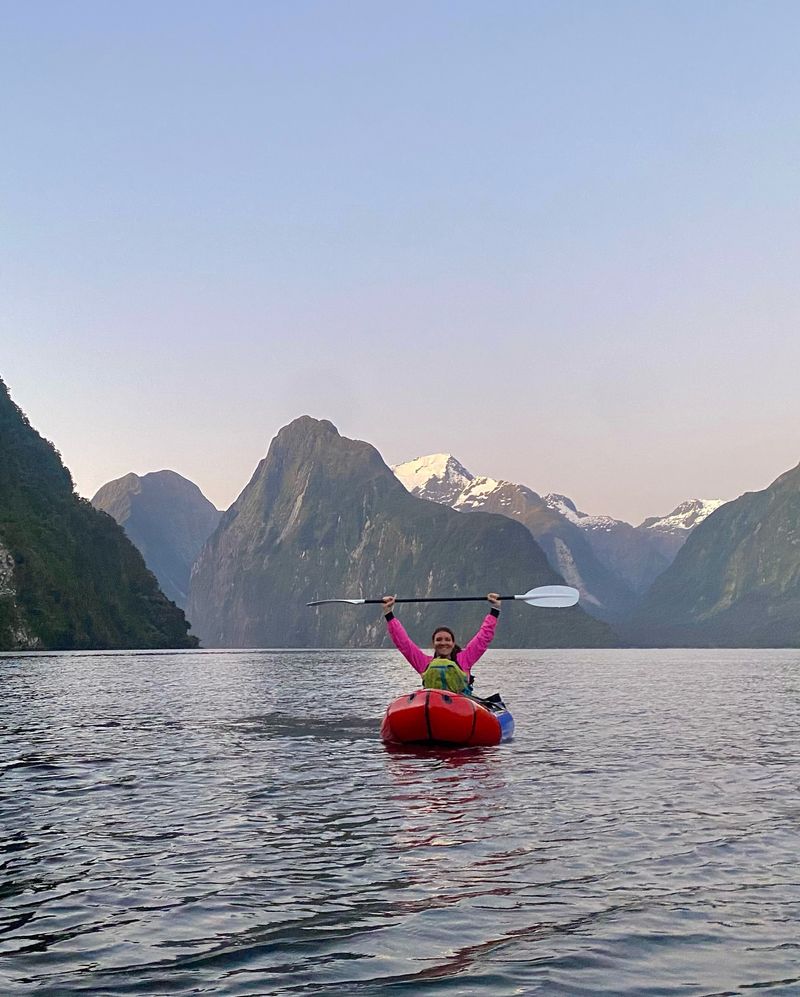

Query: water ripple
[1,648,799,994]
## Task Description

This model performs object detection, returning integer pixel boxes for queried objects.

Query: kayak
[380,688,514,748]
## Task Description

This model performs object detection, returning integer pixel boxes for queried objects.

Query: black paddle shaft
[364,596,512,604]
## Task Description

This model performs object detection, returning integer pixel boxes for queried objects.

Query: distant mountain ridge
[92,470,221,608]
[393,454,722,620]
[0,378,196,650]
[188,418,616,648]
[639,499,724,561]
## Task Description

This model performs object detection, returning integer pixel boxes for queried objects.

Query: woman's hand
[382,595,396,616]
[487,592,501,610]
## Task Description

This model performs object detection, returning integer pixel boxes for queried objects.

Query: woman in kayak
[381,593,501,694]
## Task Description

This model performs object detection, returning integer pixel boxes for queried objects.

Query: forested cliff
[0,378,197,650]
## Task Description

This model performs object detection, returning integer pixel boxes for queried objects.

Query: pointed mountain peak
[392,453,474,506]
[393,453,473,486]
[639,498,724,532]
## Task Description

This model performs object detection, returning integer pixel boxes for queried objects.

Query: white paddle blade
[516,585,579,608]
[306,598,366,607]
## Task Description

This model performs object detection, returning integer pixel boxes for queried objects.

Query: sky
[3,1,799,524]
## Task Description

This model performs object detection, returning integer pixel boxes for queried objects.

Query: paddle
[307,584,579,608]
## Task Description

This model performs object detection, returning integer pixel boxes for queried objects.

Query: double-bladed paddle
[307,584,579,609]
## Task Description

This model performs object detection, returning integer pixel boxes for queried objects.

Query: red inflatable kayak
[380,688,514,748]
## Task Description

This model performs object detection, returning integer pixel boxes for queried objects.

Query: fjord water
[1,649,799,996]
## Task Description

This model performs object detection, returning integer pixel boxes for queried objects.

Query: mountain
[624,466,799,646]
[639,499,724,561]
[543,494,671,596]
[0,378,197,650]
[393,456,639,621]
[545,495,726,595]
[187,418,616,648]
[393,454,474,506]
[92,471,221,608]
[393,456,724,620]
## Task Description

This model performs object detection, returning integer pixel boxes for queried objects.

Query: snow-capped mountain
[392,454,474,506]
[641,499,724,534]
[393,457,639,621]
[393,454,724,615]
[638,499,725,560]
[544,494,621,533]
[543,493,670,595]
[542,495,727,591]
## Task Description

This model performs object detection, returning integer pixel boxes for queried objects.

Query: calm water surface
[1,648,799,995]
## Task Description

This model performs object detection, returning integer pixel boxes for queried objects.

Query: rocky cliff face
[0,537,40,649]
[0,377,197,650]
[188,418,617,648]
[92,470,221,608]
[624,466,799,646]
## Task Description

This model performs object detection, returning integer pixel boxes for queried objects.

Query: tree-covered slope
[0,378,197,650]
[188,417,617,648]
[624,465,800,646]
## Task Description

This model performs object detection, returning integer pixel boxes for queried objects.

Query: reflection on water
[1,648,800,995]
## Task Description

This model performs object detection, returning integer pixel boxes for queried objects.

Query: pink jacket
[385,613,498,676]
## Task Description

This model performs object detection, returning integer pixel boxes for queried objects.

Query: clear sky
[3,1,799,524]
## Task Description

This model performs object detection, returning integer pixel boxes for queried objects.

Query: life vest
[421,657,471,693]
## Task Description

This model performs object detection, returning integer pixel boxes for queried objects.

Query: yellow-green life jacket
[421,657,471,694]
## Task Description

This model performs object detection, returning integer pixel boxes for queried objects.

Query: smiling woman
[381,592,501,693]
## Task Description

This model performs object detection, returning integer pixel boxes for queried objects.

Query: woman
[381,593,501,694]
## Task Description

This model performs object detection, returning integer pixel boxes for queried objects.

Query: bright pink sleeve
[455,614,498,673]
[386,617,432,675]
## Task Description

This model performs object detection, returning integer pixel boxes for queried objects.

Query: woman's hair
[431,626,462,661]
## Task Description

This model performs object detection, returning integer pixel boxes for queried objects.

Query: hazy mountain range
[92,423,800,647]
[393,454,722,623]
[4,373,799,649]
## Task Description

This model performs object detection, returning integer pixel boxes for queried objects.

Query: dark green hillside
[0,378,197,650]
[624,464,800,647]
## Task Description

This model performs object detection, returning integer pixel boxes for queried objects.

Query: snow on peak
[453,475,504,509]
[544,494,629,532]
[544,493,582,522]
[392,454,474,505]
[640,499,724,533]
[392,453,472,488]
